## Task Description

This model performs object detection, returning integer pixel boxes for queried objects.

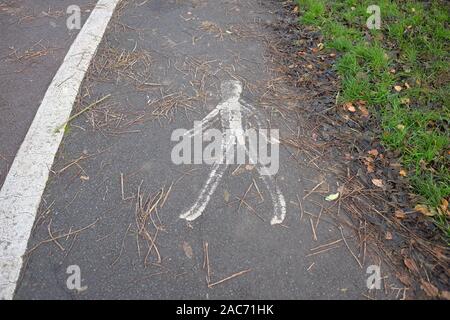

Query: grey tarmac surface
[0,0,95,188]
[13,0,393,299]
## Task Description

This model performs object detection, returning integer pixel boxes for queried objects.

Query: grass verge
[295,0,449,239]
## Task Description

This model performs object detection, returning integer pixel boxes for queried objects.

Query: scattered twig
[303,181,324,200]
[340,226,363,268]
[309,218,318,241]
[208,269,252,288]
[55,94,111,132]
[26,218,99,255]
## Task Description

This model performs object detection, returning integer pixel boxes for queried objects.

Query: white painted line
[0,0,121,300]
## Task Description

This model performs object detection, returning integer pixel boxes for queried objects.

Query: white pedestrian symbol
[179,80,286,225]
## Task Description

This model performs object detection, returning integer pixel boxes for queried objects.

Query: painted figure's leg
[179,135,232,222]
[179,161,228,221]
[236,100,287,224]
[258,170,286,225]
[244,141,286,225]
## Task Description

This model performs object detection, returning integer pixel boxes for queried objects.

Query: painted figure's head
[220,80,242,100]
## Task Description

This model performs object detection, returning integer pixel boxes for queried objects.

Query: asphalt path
[1,0,394,300]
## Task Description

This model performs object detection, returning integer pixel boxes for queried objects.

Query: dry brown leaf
[371,178,384,188]
[415,204,436,217]
[366,162,375,173]
[359,105,369,117]
[440,198,448,209]
[347,105,356,112]
[293,5,299,13]
[394,85,402,92]
[440,291,450,300]
[400,97,410,104]
[396,273,412,286]
[439,198,449,216]
[368,149,379,157]
[182,241,193,259]
[343,102,356,112]
[404,258,419,274]
[395,209,406,219]
[399,169,407,177]
[420,280,439,297]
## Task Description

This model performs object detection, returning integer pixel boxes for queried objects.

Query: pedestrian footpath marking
[179,80,287,225]
[0,0,122,300]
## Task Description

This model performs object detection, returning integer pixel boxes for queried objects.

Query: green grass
[296,0,450,238]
